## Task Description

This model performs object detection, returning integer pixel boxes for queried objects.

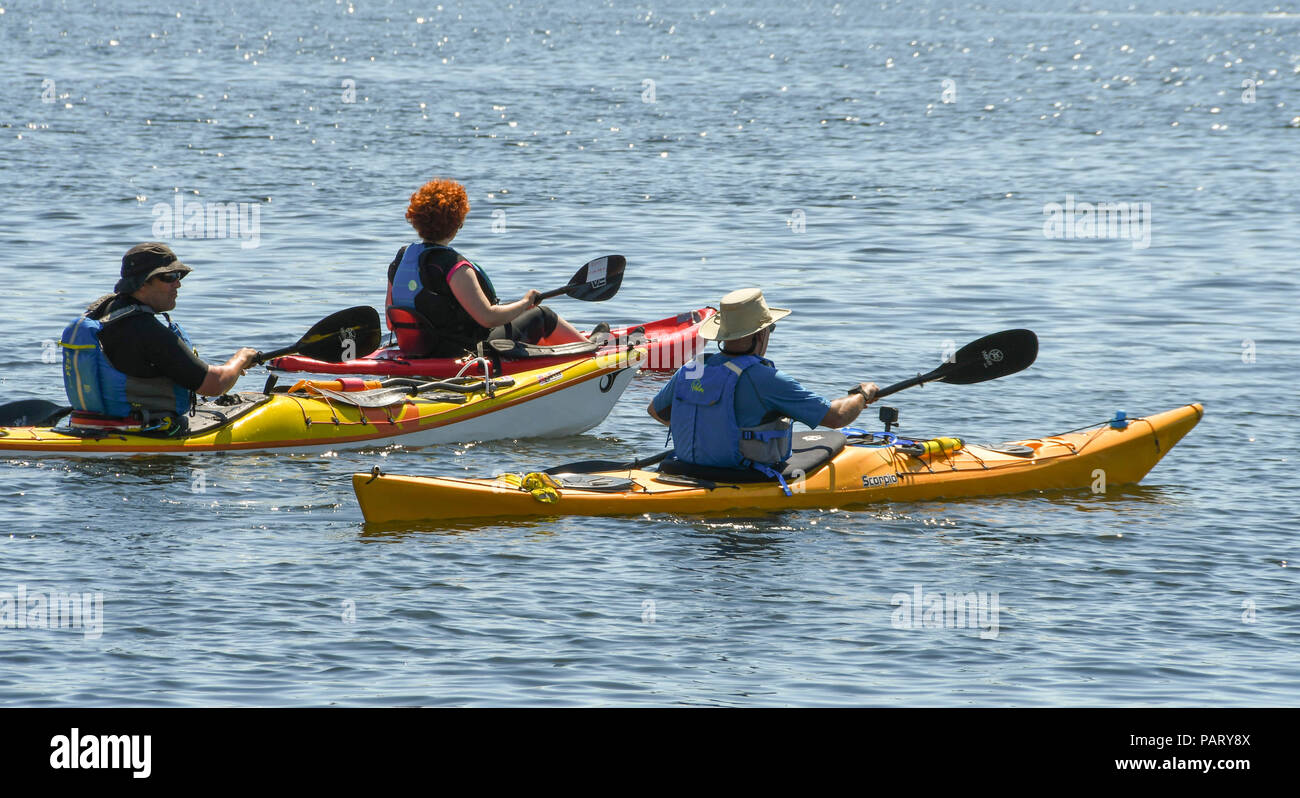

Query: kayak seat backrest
[658,430,847,483]
[69,412,145,431]
[386,306,439,356]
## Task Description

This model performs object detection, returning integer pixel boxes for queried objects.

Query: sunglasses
[153,271,184,284]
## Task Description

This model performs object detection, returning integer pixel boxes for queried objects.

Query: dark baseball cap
[114,242,193,294]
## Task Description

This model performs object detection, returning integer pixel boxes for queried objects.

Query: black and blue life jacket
[60,301,196,422]
[388,242,499,351]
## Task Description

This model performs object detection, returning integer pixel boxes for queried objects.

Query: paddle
[0,398,71,428]
[544,449,673,476]
[536,255,625,302]
[868,329,1038,399]
[253,306,382,365]
[0,308,384,427]
[548,329,1038,475]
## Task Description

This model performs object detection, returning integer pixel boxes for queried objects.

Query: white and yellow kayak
[0,350,643,457]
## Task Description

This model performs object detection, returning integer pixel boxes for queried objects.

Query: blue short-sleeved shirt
[652,352,832,430]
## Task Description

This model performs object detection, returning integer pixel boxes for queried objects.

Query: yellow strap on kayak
[496,472,562,503]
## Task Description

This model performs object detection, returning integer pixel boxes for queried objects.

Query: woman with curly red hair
[386,178,588,356]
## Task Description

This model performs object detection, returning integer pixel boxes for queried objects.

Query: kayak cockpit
[58,392,272,438]
[657,430,848,484]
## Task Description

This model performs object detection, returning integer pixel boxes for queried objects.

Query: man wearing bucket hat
[648,288,878,472]
[60,243,259,427]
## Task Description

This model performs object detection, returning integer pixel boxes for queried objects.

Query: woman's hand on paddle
[503,290,542,322]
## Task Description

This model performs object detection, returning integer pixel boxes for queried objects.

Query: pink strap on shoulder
[446,260,474,279]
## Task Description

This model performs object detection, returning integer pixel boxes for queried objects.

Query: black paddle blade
[294,306,383,362]
[256,306,382,364]
[940,328,1038,385]
[563,255,625,301]
[543,448,672,475]
[0,399,71,428]
[872,329,1038,399]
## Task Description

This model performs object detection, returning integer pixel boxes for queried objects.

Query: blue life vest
[389,242,433,310]
[389,242,500,347]
[669,354,794,470]
[61,303,196,421]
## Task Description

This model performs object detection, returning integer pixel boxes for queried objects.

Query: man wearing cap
[60,243,258,427]
[648,288,879,471]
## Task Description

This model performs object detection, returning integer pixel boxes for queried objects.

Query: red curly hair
[406,178,470,241]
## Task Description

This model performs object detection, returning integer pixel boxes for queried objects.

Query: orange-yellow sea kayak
[352,404,1203,522]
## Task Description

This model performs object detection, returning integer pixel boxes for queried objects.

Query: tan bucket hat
[699,288,792,341]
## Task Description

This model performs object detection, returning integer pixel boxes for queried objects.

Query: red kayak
[268,307,715,378]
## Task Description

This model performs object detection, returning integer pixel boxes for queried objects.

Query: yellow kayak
[352,403,1203,522]
[0,350,642,457]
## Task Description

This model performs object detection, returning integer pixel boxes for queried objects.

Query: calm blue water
[0,0,1296,706]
